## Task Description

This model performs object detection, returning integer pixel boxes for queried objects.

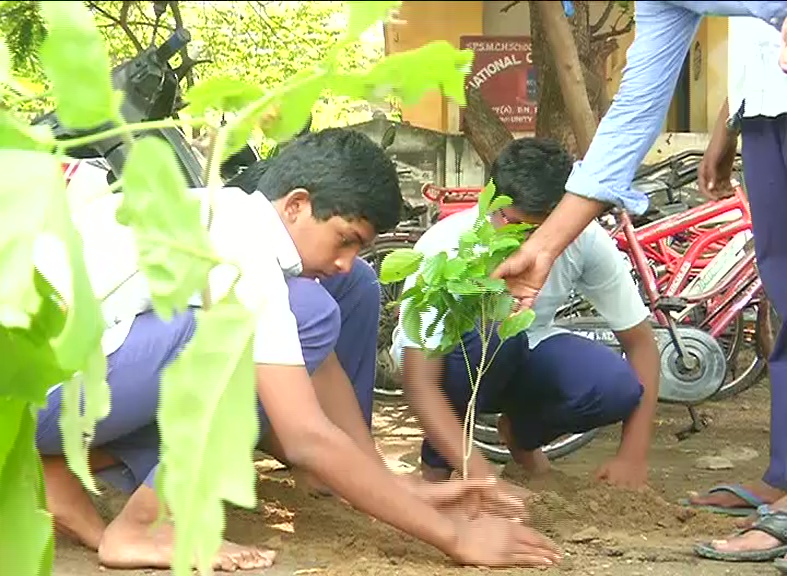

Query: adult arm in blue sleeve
[492,0,787,306]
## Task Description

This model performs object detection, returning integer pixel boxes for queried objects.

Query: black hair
[224,158,271,194]
[490,137,575,216]
[254,127,402,234]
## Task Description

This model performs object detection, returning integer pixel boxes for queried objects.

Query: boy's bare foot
[497,415,551,477]
[42,455,106,550]
[98,484,276,571]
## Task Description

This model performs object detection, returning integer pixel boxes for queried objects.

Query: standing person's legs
[692,114,787,560]
[319,257,381,428]
[746,115,787,495]
[688,114,787,516]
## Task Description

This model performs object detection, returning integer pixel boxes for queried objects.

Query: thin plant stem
[462,298,488,479]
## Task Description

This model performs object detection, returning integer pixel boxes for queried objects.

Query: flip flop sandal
[694,509,787,562]
[678,484,767,517]
[775,557,787,574]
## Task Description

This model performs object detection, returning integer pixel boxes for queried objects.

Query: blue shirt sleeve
[564,1,787,215]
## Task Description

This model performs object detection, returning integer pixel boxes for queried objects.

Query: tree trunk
[530,0,602,157]
[461,85,514,168]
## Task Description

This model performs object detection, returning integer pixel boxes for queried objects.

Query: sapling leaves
[498,308,537,340]
[489,195,513,213]
[379,184,538,478]
[477,179,496,216]
[380,247,424,283]
[490,294,516,322]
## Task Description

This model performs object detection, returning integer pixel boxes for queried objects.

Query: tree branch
[87,0,144,52]
[589,0,615,35]
[500,1,524,14]
[591,12,633,43]
[166,1,195,89]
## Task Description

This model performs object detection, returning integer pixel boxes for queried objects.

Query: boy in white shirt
[35,129,561,572]
[392,138,660,490]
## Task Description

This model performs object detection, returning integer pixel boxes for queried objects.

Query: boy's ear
[282,188,312,221]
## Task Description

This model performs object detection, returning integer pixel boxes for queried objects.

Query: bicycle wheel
[708,299,768,401]
[473,415,600,464]
[359,233,421,402]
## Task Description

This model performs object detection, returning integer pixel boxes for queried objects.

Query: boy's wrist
[432,514,460,559]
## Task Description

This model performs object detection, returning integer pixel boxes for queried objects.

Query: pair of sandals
[685,484,787,572]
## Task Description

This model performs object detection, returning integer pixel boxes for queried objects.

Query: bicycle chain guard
[653,326,727,405]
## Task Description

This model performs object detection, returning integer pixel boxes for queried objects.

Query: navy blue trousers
[741,114,787,490]
[421,327,643,471]
[36,257,380,492]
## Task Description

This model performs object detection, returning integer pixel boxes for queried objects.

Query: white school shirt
[728,17,787,119]
[389,206,650,367]
[36,187,306,394]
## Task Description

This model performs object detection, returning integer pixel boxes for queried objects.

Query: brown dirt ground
[55,378,777,576]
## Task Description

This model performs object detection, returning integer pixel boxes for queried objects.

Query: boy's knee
[327,257,381,303]
[570,363,643,424]
[287,278,341,373]
[353,256,379,285]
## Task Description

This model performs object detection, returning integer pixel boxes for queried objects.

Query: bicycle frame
[610,185,752,290]
[611,185,761,339]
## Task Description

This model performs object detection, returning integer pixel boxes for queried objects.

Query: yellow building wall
[386,1,730,138]
[384,1,483,132]
[705,17,729,130]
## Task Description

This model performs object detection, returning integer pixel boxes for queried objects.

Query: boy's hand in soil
[448,515,562,568]
[398,475,528,523]
[595,456,648,490]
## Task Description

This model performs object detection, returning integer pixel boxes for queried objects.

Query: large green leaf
[57,344,108,495]
[0,271,70,406]
[0,110,54,152]
[158,292,259,574]
[0,401,55,576]
[42,159,105,374]
[332,41,474,107]
[0,150,53,327]
[116,136,218,320]
[0,37,9,85]
[38,1,115,130]
[261,70,325,143]
[0,396,25,480]
[0,148,107,493]
[184,77,265,117]
[0,324,70,406]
